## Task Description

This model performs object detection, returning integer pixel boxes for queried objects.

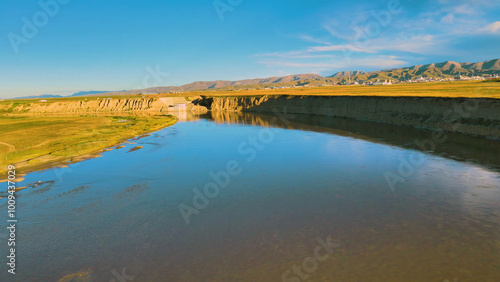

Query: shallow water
[1,112,499,281]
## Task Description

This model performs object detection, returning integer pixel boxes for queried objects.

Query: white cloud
[252,1,499,73]
[374,35,441,54]
[298,34,333,46]
[257,55,407,72]
[302,35,441,56]
[452,4,477,15]
[254,51,337,59]
[441,13,455,23]
[479,21,500,34]
[307,45,376,54]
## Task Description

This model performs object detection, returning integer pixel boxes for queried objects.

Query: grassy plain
[105,81,498,99]
[196,80,500,98]
[0,114,177,176]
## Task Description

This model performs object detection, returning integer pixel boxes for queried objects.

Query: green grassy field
[0,114,177,176]
[198,80,500,98]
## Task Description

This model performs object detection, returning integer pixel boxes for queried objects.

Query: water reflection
[208,111,500,169]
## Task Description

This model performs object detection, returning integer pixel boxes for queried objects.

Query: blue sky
[1,0,499,98]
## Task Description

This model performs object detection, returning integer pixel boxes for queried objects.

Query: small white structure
[372,80,393,86]
[167,103,188,112]
[174,103,187,111]
[39,100,47,102]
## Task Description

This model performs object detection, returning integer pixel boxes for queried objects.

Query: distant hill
[70,91,111,97]
[329,71,366,79]
[15,90,110,99]
[14,59,500,99]
[100,59,498,95]
[15,94,64,99]
[88,74,325,96]
[328,58,500,83]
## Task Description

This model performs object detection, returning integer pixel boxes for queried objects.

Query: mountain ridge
[329,59,500,82]
[17,59,499,98]
[100,58,500,95]
[15,91,111,99]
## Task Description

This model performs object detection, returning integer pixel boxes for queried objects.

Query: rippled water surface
[1,112,500,281]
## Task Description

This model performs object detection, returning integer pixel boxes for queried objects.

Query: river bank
[204,96,500,139]
[0,114,177,177]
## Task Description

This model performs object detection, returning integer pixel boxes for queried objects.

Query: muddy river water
[1,112,499,281]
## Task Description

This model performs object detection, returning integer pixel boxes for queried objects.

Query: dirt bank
[4,95,499,138]
[4,97,207,114]
[207,96,500,138]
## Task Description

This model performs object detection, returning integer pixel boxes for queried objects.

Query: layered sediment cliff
[26,98,164,113]
[5,97,207,114]
[208,96,500,138]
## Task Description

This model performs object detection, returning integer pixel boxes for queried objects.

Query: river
[1,111,499,281]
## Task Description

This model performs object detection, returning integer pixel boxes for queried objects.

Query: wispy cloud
[306,45,376,54]
[451,4,477,15]
[257,55,407,72]
[479,21,500,34]
[255,51,337,59]
[253,2,500,74]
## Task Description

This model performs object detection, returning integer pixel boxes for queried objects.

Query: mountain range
[15,91,111,99]
[329,58,500,83]
[17,59,500,98]
[92,74,325,96]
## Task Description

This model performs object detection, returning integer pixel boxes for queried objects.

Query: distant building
[372,80,392,86]
[39,100,47,102]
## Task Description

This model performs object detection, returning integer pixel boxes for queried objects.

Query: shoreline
[204,95,500,139]
[0,114,178,182]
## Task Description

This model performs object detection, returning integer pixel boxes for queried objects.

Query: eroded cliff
[4,97,207,114]
[208,96,500,138]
